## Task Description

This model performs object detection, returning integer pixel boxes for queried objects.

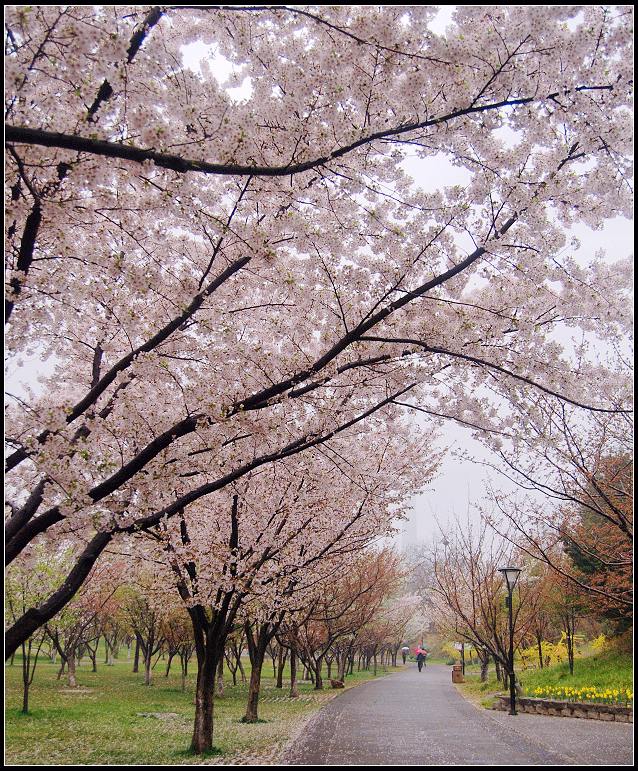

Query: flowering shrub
[590,634,608,653]
[517,633,585,669]
[530,685,633,706]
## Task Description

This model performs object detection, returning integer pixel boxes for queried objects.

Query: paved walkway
[283,664,633,765]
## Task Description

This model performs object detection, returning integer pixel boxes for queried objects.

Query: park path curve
[283,664,633,766]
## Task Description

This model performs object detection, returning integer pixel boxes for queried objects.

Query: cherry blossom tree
[143,425,426,753]
[44,557,122,686]
[5,5,633,665]
[480,401,632,616]
[160,608,195,690]
[428,517,545,684]
[120,574,167,687]
[289,547,403,688]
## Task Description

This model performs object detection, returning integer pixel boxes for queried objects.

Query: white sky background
[5,6,634,549]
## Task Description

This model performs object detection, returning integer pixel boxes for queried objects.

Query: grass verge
[454,650,633,711]
[6,653,401,765]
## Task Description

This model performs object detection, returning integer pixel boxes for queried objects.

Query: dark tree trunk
[314,656,324,690]
[191,645,218,754]
[187,605,231,756]
[243,621,276,723]
[133,637,141,673]
[478,649,490,682]
[143,633,154,686]
[566,613,575,676]
[180,654,188,692]
[244,652,265,722]
[289,646,299,698]
[338,643,350,680]
[536,633,544,669]
[21,640,30,714]
[276,645,287,689]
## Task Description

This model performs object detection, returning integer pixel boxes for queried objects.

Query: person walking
[416,649,426,672]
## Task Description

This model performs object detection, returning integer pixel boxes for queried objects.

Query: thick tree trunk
[191,649,217,755]
[244,654,265,722]
[243,621,273,722]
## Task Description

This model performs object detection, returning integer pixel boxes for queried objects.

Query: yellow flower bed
[530,685,633,706]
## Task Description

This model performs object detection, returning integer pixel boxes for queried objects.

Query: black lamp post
[498,565,522,715]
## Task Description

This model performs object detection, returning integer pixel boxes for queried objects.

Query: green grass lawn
[456,649,633,709]
[6,651,398,765]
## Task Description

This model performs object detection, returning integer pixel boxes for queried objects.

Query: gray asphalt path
[284,664,633,766]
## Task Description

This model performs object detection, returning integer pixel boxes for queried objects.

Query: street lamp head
[498,566,522,593]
